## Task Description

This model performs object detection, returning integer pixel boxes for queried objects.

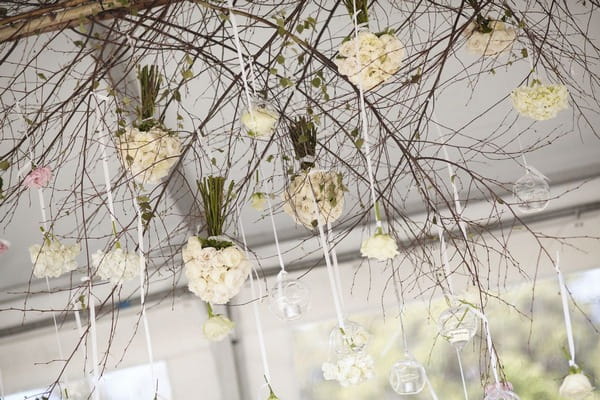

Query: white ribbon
[436,216,455,296]
[468,307,501,385]
[226,0,254,112]
[327,222,345,309]
[310,174,345,329]
[554,252,576,368]
[259,165,286,274]
[351,0,381,230]
[237,206,273,394]
[82,277,101,400]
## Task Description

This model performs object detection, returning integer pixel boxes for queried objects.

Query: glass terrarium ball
[269,275,310,321]
[239,99,279,138]
[438,304,478,350]
[513,171,550,213]
[329,320,370,355]
[484,383,521,400]
[389,355,427,395]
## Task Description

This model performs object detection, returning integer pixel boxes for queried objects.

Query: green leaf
[276,54,285,65]
[0,160,9,170]
[182,69,193,80]
[521,48,528,58]
[37,73,47,80]
[355,138,364,149]
[173,90,181,102]
[269,68,278,75]
[73,40,84,47]
[311,77,321,87]
[279,77,293,88]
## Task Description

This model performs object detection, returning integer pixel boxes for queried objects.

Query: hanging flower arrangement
[334,0,404,91]
[464,18,516,56]
[202,303,235,341]
[119,65,181,184]
[92,247,140,285]
[282,116,345,228]
[23,166,52,189]
[511,80,569,121]
[559,371,594,400]
[360,229,399,261]
[322,352,375,387]
[29,236,80,278]
[183,176,251,304]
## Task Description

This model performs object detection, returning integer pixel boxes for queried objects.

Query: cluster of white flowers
[322,353,375,387]
[511,82,569,120]
[203,314,235,341]
[282,170,345,228]
[464,20,516,56]
[182,237,252,304]
[240,102,279,138]
[559,373,594,400]
[360,231,399,261]
[250,192,268,211]
[29,239,80,278]
[92,248,140,285]
[119,126,181,184]
[335,31,404,90]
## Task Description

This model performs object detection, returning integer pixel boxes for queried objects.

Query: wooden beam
[0,0,180,43]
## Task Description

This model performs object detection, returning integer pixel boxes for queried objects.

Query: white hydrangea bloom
[29,239,80,278]
[119,126,181,184]
[282,170,345,228]
[465,20,516,56]
[335,31,404,90]
[92,248,140,284]
[511,82,569,120]
[182,237,251,304]
[322,353,375,387]
[360,232,399,261]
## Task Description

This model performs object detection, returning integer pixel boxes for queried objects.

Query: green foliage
[343,0,369,26]
[198,236,233,250]
[137,65,162,122]
[136,195,154,227]
[197,176,235,237]
[288,116,317,170]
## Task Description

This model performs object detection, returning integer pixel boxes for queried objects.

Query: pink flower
[23,166,52,189]
[0,239,10,255]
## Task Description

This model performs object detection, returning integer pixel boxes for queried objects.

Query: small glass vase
[269,272,310,321]
[329,320,369,355]
[438,304,478,350]
[513,168,550,213]
[389,353,427,395]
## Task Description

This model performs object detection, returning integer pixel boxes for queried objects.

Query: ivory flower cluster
[92,248,140,285]
[240,102,279,138]
[29,239,80,278]
[360,231,399,261]
[559,373,594,400]
[335,31,405,90]
[282,170,345,228]
[182,237,251,304]
[322,353,375,387]
[464,21,516,56]
[119,126,181,184]
[511,82,569,120]
[203,314,235,341]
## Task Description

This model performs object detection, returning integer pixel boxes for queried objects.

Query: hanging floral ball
[240,100,279,138]
[360,231,399,261]
[182,236,252,304]
[335,31,405,90]
[464,20,516,56]
[29,239,80,278]
[119,126,181,185]
[513,168,550,213]
[282,170,345,228]
[322,353,375,387]
[92,248,140,285]
[511,82,569,120]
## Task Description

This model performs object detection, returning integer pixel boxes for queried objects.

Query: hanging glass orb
[269,272,310,321]
[438,304,478,350]
[239,99,279,138]
[513,169,550,213]
[329,320,369,355]
[389,354,427,395]
[484,383,520,400]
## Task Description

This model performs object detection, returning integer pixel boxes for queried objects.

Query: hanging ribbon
[468,307,501,385]
[326,222,345,309]
[554,252,577,368]
[226,0,254,112]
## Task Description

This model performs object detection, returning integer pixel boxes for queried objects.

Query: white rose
[250,192,268,211]
[220,246,244,268]
[182,236,203,262]
[360,232,399,261]
[560,373,594,400]
[92,248,140,284]
[240,106,278,137]
[203,314,235,341]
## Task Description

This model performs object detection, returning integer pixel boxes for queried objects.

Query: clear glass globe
[329,320,369,355]
[239,99,279,138]
[513,170,550,213]
[389,354,427,395]
[438,304,478,350]
[269,273,310,321]
[484,384,521,400]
